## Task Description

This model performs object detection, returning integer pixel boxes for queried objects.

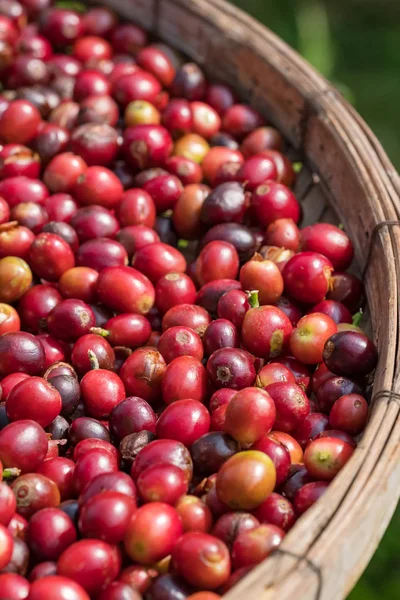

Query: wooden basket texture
[89,1,400,598]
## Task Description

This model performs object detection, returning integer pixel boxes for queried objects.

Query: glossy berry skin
[162,356,208,404]
[200,222,257,264]
[0,256,32,304]
[36,458,75,502]
[131,439,193,485]
[45,193,77,223]
[216,450,276,510]
[264,218,300,251]
[124,502,183,565]
[96,266,155,315]
[212,512,259,556]
[0,481,16,526]
[70,123,119,166]
[253,493,296,531]
[137,464,188,505]
[73,440,119,466]
[116,189,156,228]
[196,241,239,287]
[157,326,202,364]
[132,242,186,284]
[80,369,125,419]
[251,435,291,487]
[28,575,90,600]
[71,334,115,375]
[265,382,309,433]
[71,205,119,242]
[72,166,123,210]
[109,396,156,441]
[116,224,160,258]
[268,431,303,464]
[0,144,41,180]
[241,306,293,359]
[69,416,110,445]
[176,495,213,533]
[0,524,14,570]
[141,173,183,212]
[171,62,206,99]
[224,387,276,444]
[11,473,60,519]
[222,104,263,139]
[57,539,121,596]
[200,182,248,225]
[294,481,329,515]
[18,284,62,333]
[122,124,173,170]
[0,303,20,334]
[6,376,62,428]
[0,224,35,261]
[97,582,142,600]
[43,153,87,194]
[290,313,337,365]
[172,183,210,239]
[0,100,42,144]
[79,491,136,544]
[190,431,238,477]
[0,573,30,599]
[240,126,283,157]
[120,348,166,404]
[77,238,128,272]
[240,258,284,305]
[29,232,75,281]
[231,524,284,569]
[282,252,333,305]
[196,279,242,317]
[162,304,211,337]
[47,299,95,343]
[0,372,30,403]
[26,508,76,561]
[327,272,364,313]
[101,314,151,349]
[301,223,354,271]
[311,299,352,325]
[329,394,368,435]
[0,331,45,376]
[155,272,197,315]
[0,420,48,473]
[251,181,300,226]
[172,532,231,589]
[79,472,137,508]
[0,176,48,208]
[217,289,250,329]
[304,437,355,481]
[256,362,296,388]
[207,348,256,390]
[293,413,330,448]
[203,319,239,356]
[323,331,378,376]
[156,399,211,447]
[72,450,118,496]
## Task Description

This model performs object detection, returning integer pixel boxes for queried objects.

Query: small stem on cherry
[247,290,260,308]
[2,468,21,480]
[90,327,109,338]
[88,350,100,370]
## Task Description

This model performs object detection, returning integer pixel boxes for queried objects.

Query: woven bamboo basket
[88,1,400,598]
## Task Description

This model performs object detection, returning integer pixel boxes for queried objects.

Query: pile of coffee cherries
[0,2,379,599]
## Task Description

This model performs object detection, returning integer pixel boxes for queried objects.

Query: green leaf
[55,1,87,13]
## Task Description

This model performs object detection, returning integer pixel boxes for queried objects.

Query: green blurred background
[230,1,400,598]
